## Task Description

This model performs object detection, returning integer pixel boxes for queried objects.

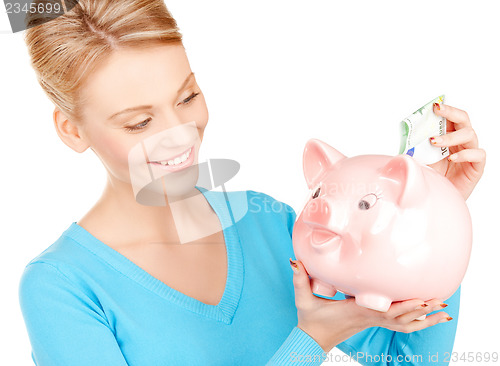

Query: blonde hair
[24,0,183,123]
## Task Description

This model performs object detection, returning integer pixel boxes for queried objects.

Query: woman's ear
[53,107,90,153]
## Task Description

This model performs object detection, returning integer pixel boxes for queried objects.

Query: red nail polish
[433,103,441,110]
[439,316,453,323]
[430,137,435,143]
[289,258,299,272]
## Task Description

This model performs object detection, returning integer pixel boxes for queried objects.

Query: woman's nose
[155,120,199,147]
[160,109,184,128]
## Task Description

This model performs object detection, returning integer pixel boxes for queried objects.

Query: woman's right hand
[290,259,453,352]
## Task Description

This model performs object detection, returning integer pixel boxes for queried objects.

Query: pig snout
[302,197,347,237]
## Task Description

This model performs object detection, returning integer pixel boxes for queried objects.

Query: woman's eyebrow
[107,72,195,121]
[108,105,153,121]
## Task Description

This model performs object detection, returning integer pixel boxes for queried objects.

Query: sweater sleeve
[266,202,328,365]
[335,285,461,365]
[266,327,328,365]
[18,262,129,366]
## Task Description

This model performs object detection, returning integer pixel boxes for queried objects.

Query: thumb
[289,258,315,305]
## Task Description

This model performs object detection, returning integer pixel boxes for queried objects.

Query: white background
[1,1,499,365]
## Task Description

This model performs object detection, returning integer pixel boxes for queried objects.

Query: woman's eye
[123,92,200,132]
[358,193,378,210]
[177,92,200,106]
[125,118,151,132]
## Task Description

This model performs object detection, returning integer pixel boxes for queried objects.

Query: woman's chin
[133,169,199,206]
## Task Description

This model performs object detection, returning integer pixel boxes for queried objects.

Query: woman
[18,0,486,365]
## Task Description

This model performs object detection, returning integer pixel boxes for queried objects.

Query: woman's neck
[78,176,221,247]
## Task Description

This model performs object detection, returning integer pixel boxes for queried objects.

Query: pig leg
[355,293,392,312]
[311,278,337,298]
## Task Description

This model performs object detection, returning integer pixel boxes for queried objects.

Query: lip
[147,145,195,172]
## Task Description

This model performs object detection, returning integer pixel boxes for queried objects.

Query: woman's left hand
[426,103,486,201]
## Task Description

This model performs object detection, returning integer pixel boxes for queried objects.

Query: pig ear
[303,139,346,189]
[379,154,428,208]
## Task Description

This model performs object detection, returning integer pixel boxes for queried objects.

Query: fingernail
[430,136,443,144]
[433,102,441,111]
[289,258,299,274]
[418,303,428,309]
[439,316,453,323]
[440,303,448,308]
[448,154,457,162]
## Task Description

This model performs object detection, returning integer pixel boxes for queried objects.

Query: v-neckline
[62,186,244,324]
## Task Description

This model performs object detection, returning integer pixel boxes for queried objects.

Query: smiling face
[76,44,209,200]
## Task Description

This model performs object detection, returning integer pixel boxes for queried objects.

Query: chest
[114,231,228,306]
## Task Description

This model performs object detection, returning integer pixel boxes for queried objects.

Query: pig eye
[312,186,321,199]
[358,193,377,210]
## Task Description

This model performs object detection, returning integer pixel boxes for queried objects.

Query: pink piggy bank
[292,138,472,312]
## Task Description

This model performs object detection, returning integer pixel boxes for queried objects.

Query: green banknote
[399,95,449,164]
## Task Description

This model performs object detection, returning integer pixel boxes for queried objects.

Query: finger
[403,312,453,333]
[386,299,427,318]
[290,259,316,307]
[448,148,487,167]
[387,298,444,318]
[396,300,448,323]
[421,298,446,312]
[433,103,472,129]
[430,127,478,150]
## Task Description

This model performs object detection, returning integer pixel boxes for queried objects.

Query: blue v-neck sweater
[18,187,460,365]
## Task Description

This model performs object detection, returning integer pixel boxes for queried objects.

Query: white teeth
[154,147,192,166]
